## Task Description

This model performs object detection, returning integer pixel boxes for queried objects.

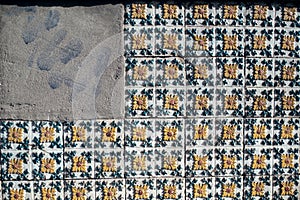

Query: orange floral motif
[282,66,296,80]
[193,155,207,170]
[8,159,23,174]
[253,5,268,20]
[252,155,266,169]
[195,95,209,110]
[223,5,238,19]
[222,125,236,140]
[132,95,148,110]
[164,64,178,79]
[8,127,23,143]
[72,156,86,172]
[223,35,237,50]
[131,4,147,19]
[132,34,146,50]
[40,127,55,143]
[222,183,236,198]
[283,7,297,21]
[281,154,294,168]
[194,125,208,140]
[252,182,265,196]
[281,182,294,196]
[194,184,207,198]
[224,64,238,79]
[163,4,178,19]
[132,127,146,141]
[41,158,55,174]
[102,127,117,142]
[194,65,208,79]
[224,95,238,110]
[194,5,208,19]
[164,185,177,199]
[223,155,236,169]
[254,65,267,80]
[163,34,178,50]
[133,66,147,80]
[42,188,56,200]
[253,125,266,139]
[253,35,267,50]
[253,96,267,111]
[193,35,208,51]
[164,94,179,110]
[10,189,24,200]
[72,126,86,142]
[281,125,294,139]
[282,96,295,110]
[282,36,295,51]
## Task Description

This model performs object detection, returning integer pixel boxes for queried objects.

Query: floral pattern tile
[215,147,243,176]
[186,177,215,199]
[274,89,300,117]
[155,149,184,177]
[155,4,185,26]
[186,148,214,177]
[185,3,215,26]
[94,120,123,148]
[273,118,299,146]
[215,118,243,146]
[126,178,156,200]
[275,5,300,27]
[215,3,245,26]
[95,179,125,200]
[33,180,64,200]
[2,181,32,200]
[245,4,275,27]
[64,180,95,200]
[273,147,299,175]
[243,176,272,199]
[274,29,300,58]
[274,58,300,87]
[245,88,273,117]
[272,175,299,200]
[124,3,155,26]
[244,118,273,146]
[156,178,185,200]
[215,176,243,200]
[244,147,272,175]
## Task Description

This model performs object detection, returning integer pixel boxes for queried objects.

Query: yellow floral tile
[244,176,272,199]
[125,149,154,177]
[33,180,64,200]
[246,58,274,87]
[273,118,299,146]
[275,5,300,27]
[216,28,244,57]
[244,147,272,175]
[215,4,244,26]
[274,89,300,117]
[94,120,123,148]
[215,148,243,176]
[215,177,242,199]
[274,29,300,58]
[186,3,215,25]
[155,149,184,177]
[155,4,184,26]
[126,179,156,199]
[2,181,33,199]
[246,4,274,26]
[273,176,299,199]
[64,121,93,149]
[64,180,95,200]
[244,118,273,146]
[95,179,125,200]
[186,148,214,177]
[215,118,243,146]
[273,147,299,175]
[186,118,214,147]
[125,3,155,26]
[156,178,185,199]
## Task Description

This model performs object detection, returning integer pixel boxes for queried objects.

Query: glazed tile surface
[1,2,300,200]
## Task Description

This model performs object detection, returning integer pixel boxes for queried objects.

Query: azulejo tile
[244,147,272,175]
[64,149,94,179]
[126,178,156,200]
[215,176,243,200]
[155,149,184,177]
[125,88,154,118]
[95,179,125,200]
[0,120,30,150]
[186,118,214,147]
[272,175,299,200]
[243,176,272,199]
[155,27,185,56]
[2,181,32,200]
[245,88,273,117]
[186,177,215,199]
[156,178,185,199]
[244,118,273,146]
[185,57,215,87]
[216,57,244,87]
[33,180,64,200]
[31,121,63,150]
[124,26,155,57]
[274,29,300,58]
[274,89,300,117]
[155,3,184,26]
[215,3,245,26]
[94,119,123,148]
[155,57,185,87]
[245,58,274,87]
[245,28,273,57]
[215,147,243,176]
[215,118,243,146]
[185,3,215,26]
[155,119,184,148]
[273,118,299,146]
[186,148,214,177]
[31,150,63,180]
[245,3,275,27]
[124,3,155,26]
[124,119,154,148]
[125,148,154,178]
[275,5,300,27]
[125,57,155,87]
[274,58,300,87]
[64,180,95,200]
[63,120,93,149]
[156,88,185,117]
[185,27,215,57]
[1,150,31,181]
[94,149,124,179]
[273,147,299,175]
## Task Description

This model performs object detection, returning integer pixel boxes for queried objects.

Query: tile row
[1,176,299,200]
[0,147,299,180]
[125,3,300,28]
[1,118,299,150]
[125,27,300,57]
[125,57,300,87]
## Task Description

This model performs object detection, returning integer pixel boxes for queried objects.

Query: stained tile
[155,149,184,177]
[245,3,275,27]
[156,178,185,199]
[124,3,155,26]
[185,3,215,26]
[126,178,156,200]
[155,3,185,26]
[186,177,215,199]
[186,148,214,177]
[96,179,125,200]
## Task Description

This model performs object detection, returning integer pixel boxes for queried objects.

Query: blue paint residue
[22,27,38,44]
[37,55,54,71]
[45,10,60,31]
[48,74,62,89]
[60,39,83,64]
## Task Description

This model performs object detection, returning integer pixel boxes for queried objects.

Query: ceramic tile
[215,176,243,200]
[155,149,184,177]
[274,89,300,117]
[186,177,215,199]
[215,147,243,176]
[94,149,124,179]
[273,147,299,175]
[64,180,95,200]
[33,180,64,200]
[125,57,155,87]
[185,118,214,147]
[2,181,32,200]
[244,147,272,175]
[124,3,155,26]
[185,3,215,26]
[215,118,243,147]
[186,148,214,177]
[94,119,123,148]
[95,179,125,200]
[245,88,273,117]
[245,4,275,27]
[156,178,185,199]
[243,176,272,199]
[126,178,156,200]
[273,175,300,200]
[275,5,300,27]
[185,57,215,87]
[124,26,155,57]
[155,3,185,26]
[215,3,245,26]
[274,29,300,58]
[244,118,273,146]
[155,57,185,87]
[273,118,299,146]
[274,58,300,87]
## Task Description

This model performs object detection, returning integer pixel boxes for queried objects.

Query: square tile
[156,178,185,199]
[125,57,155,87]
[245,88,273,117]
[244,147,272,175]
[245,58,274,87]
[243,176,272,199]
[155,27,185,56]
[186,177,215,199]
[95,179,125,200]
[185,57,215,87]
[274,89,300,117]
[186,87,214,117]
[63,120,93,149]
[215,176,243,200]
[124,119,155,148]
[273,175,299,200]
[185,118,214,147]
[215,3,245,26]
[155,3,185,26]
[155,149,184,177]
[186,148,214,177]
[186,27,214,57]
[125,88,154,118]
[2,181,32,200]
[273,118,299,146]
[245,28,274,57]
[215,118,243,146]
[155,119,184,148]
[185,3,215,26]
[94,149,124,179]
[274,29,300,58]
[64,180,95,200]
[126,178,156,200]
[273,147,299,175]
[215,147,243,176]
[245,3,275,27]
[155,57,185,87]
[275,5,300,27]
[244,118,273,146]
[156,88,185,117]
[124,3,155,26]
[31,121,63,150]
[274,58,300,87]
[33,180,64,200]
[64,149,94,179]
[124,27,155,57]
[125,148,154,178]
[94,119,123,148]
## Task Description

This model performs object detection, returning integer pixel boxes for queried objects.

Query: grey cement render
[0,4,124,120]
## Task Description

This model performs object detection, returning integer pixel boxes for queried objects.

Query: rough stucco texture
[0,4,124,121]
